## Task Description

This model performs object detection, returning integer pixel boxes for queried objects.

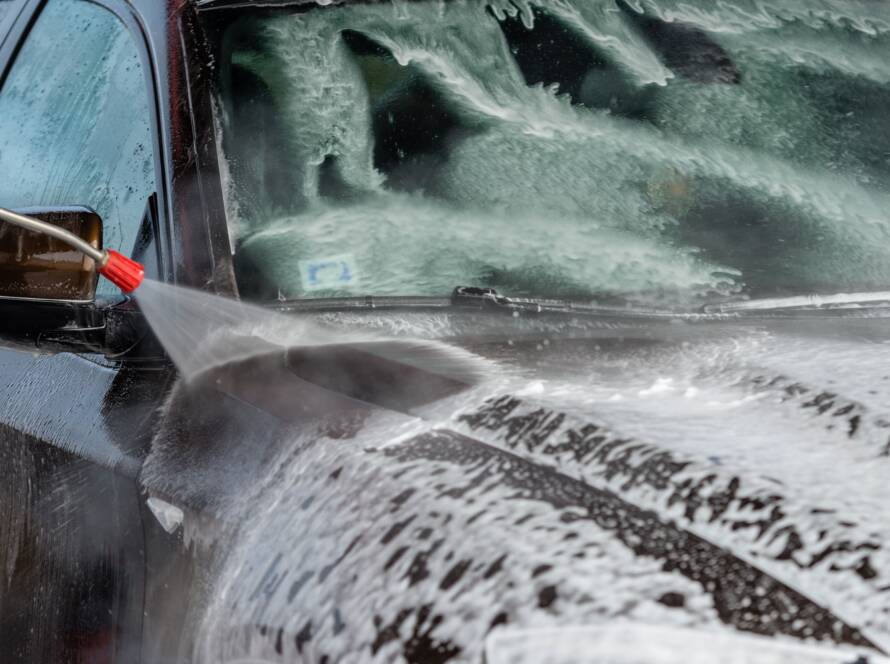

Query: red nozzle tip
[99,249,144,293]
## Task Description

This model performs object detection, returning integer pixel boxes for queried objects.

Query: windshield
[209,0,890,306]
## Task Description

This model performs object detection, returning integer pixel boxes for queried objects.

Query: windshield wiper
[451,285,566,311]
[703,290,890,314]
[269,286,890,321]
[271,286,684,319]
[449,286,672,317]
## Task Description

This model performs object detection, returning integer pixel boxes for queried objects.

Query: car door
[0,0,173,661]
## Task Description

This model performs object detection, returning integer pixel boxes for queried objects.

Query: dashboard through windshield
[207,0,890,307]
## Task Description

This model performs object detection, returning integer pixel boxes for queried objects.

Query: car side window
[0,0,23,45]
[0,0,156,297]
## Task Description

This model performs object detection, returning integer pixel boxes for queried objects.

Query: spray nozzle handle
[99,249,144,293]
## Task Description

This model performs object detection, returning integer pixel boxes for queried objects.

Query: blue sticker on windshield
[299,253,359,291]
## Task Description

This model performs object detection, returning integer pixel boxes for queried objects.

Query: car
[1,0,890,662]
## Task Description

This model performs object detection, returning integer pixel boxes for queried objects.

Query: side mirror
[0,206,153,357]
[0,207,102,301]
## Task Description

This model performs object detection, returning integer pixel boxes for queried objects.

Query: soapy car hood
[142,309,890,663]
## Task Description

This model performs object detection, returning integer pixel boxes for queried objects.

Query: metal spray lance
[0,207,145,293]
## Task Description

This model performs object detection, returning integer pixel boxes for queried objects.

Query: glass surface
[0,1,13,24]
[0,0,156,297]
[212,0,890,306]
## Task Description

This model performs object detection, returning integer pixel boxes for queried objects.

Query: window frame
[178,2,241,296]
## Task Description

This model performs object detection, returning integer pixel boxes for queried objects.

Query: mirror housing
[0,298,105,352]
[0,206,102,301]
[0,205,160,359]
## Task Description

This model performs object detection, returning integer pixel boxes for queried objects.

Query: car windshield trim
[194,0,313,11]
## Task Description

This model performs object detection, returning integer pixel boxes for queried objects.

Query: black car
[2,0,890,662]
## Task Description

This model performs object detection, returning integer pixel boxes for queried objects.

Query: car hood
[142,311,890,663]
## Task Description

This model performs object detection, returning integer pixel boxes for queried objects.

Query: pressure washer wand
[0,207,144,293]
